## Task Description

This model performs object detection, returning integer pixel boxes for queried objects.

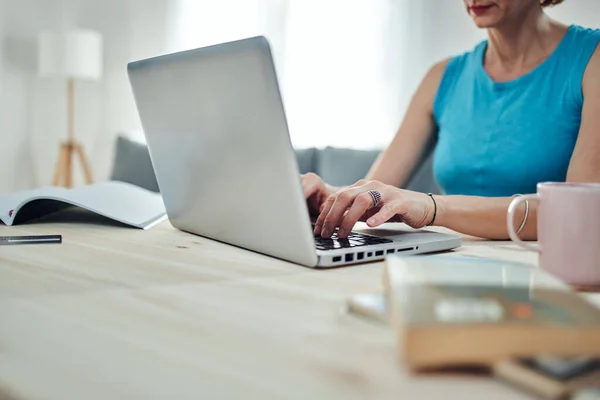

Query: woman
[304,0,600,241]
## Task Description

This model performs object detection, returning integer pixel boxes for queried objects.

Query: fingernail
[338,228,346,237]
[367,218,375,225]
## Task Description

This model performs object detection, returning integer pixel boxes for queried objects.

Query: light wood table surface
[1,216,599,400]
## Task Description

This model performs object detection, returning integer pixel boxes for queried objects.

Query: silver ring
[367,190,382,208]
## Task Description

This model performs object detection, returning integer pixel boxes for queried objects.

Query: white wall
[0,1,5,184]
[545,0,600,28]
[388,0,488,132]
[0,0,598,194]
[0,0,171,194]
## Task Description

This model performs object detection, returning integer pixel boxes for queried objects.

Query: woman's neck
[485,8,566,70]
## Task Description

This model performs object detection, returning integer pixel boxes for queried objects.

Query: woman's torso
[432,24,600,197]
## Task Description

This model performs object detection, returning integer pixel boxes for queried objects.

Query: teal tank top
[432,25,600,197]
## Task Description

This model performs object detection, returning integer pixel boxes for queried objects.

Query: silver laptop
[127,36,461,268]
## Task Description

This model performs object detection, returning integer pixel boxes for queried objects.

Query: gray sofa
[110,135,440,194]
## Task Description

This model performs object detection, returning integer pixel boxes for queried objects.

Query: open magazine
[0,181,167,229]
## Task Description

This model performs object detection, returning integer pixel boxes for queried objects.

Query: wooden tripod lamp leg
[53,79,94,187]
[75,144,93,184]
[65,79,75,188]
[53,142,74,187]
[65,142,73,188]
[53,143,68,186]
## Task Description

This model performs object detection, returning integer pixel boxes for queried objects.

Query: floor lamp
[38,29,103,188]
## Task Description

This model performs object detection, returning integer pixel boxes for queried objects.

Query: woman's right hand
[301,173,335,218]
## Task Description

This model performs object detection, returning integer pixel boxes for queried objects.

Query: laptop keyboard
[313,230,393,251]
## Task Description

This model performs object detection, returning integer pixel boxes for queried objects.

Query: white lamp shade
[38,29,103,80]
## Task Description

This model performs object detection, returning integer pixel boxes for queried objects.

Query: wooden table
[1,216,599,400]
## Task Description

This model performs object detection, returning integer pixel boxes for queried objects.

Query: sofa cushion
[317,147,381,187]
[294,147,317,174]
[316,145,440,194]
[109,135,440,195]
[111,135,159,192]
[404,152,440,194]
[111,136,317,192]
[403,135,441,194]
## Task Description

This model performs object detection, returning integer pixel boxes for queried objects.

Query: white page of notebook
[0,181,167,229]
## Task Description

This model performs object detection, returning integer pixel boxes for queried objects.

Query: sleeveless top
[432,24,600,197]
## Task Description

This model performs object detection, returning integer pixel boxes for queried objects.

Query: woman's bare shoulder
[416,58,452,113]
[430,58,451,76]
[583,42,600,96]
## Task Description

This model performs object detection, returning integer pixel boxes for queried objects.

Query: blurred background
[0,0,598,194]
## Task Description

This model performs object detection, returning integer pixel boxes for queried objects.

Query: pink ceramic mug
[507,182,600,287]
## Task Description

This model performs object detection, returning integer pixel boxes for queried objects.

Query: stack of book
[347,255,600,399]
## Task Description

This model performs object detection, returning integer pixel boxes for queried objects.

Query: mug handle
[507,194,540,253]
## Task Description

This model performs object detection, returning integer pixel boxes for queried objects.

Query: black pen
[0,235,62,245]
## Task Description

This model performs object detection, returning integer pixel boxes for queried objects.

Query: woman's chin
[471,15,502,29]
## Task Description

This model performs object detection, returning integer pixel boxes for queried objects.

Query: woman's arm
[315,184,538,241]
[434,195,538,240]
[566,44,600,183]
[427,46,600,240]
[306,59,450,226]
[315,58,536,240]
[316,48,600,241]
[366,59,449,187]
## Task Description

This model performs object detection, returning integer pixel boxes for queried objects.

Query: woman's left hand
[314,179,437,238]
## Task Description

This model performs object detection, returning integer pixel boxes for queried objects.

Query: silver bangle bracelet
[512,194,529,236]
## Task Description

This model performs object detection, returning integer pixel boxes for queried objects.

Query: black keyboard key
[314,230,393,251]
